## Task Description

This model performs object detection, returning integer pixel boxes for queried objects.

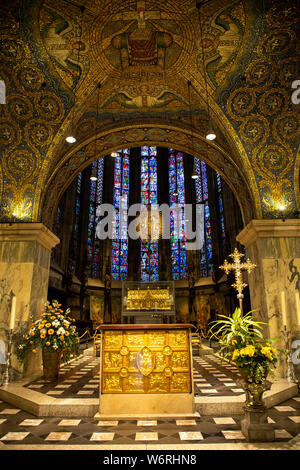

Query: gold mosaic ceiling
[0,0,299,225]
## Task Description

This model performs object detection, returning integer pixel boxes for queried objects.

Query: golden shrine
[122,281,175,324]
[126,286,172,311]
[95,324,195,419]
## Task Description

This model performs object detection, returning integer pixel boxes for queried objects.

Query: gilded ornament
[278,58,299,87]
[0,120,21,148]
[266,4,298,27]
[7,94,34,121]
[34,91,64,124]
[227,88,256,119]
[3,148,40,183]
[163,366,173,377]
[163,345,173,356]
[245,60,275,88]
[239,114,269,145]
[120,345,129,356]
[13,63,44,92]
[119,367,129,378]
[273,112,299,141]
[24,119,53,149]
[258,89,288,117]
[0,37,26,62]
[259,30,295,57]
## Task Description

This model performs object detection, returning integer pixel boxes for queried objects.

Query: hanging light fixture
[196,2,216,141]
[90,83,101,181]
[111,152,119,157]
[187,80,199,180]
[66,5,85,144]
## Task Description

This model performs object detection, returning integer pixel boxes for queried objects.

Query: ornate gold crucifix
[219,248,256,314]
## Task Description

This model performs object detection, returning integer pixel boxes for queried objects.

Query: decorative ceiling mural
[0,0,299,225]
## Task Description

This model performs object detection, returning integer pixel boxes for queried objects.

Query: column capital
[236,219,300,248]
[0,223,60,251]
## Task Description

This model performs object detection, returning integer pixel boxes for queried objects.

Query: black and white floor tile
[0,353,299,446]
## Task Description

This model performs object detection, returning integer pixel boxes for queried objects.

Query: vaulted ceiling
[0,0,299,226]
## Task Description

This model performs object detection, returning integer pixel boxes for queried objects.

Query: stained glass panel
[111,150,130,280]
[194,158,212,277]
[140,146,159,282]
[169,150,187,280]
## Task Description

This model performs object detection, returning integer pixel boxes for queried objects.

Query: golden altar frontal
[95,324,195,419]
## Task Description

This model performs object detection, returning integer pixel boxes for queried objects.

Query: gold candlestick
[219,248,256,315]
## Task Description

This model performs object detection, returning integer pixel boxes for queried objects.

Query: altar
[94,323,195,419]
[121,281,175,324]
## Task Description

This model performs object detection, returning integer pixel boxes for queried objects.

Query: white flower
[57,327,65,336]
[52,343,58,350]
[41,328,47,335]
[58,315,64,320]
[18,345,24,349]
[52,320,60,328]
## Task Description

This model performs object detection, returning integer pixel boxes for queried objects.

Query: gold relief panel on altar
[169,331,188,348]
[104,331,123,349]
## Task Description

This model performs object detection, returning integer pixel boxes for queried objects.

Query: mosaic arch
[39,123,256,230]
[1,1,299,224]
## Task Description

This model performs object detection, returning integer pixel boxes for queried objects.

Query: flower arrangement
[17,300,80,364]
[209,308,280,384]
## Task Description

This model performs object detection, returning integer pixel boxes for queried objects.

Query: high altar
[121,281,175,324]
[94,323,195,419]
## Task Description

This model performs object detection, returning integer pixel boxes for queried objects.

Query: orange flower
[40,333,46,339]
[31,332,34,336]
[59,335,64,341]
[50,316,56,320]
[48,329,54,335]
[45,323,51,328]
[32,349,36,353]
[46,342,50,346]
[64,331,69,336]
[30,340,33,344]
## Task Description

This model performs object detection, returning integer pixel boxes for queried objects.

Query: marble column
[236,219,300,378]
[0,223,59,380]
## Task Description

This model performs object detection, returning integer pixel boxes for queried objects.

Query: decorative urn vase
[42,348,62,382]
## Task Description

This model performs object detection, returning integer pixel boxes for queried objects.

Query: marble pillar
[0,223,59,380]
[236,219,300,378]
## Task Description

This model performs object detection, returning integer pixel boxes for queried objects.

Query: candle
[281,291,287,327]
[9,295,16,331]
[296,292,300,326]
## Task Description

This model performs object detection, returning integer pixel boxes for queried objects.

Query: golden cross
[219,248,256,314]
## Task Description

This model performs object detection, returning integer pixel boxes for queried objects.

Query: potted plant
[209,308,280,402]
[209,307,282,442]
[17,300,80,381]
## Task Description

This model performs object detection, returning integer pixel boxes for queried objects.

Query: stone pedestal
[241,407,275,442]
[0,223,59,380]
[236,219,300,378]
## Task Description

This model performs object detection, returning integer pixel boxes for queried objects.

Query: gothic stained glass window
[168,149,187,280]
[194,158,213,277]
[88,158,104,278]
[216,172,226,254]
[140,146,159,282]
[111,149,130,280]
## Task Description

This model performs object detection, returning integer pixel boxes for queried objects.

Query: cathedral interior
[0,0,299,452]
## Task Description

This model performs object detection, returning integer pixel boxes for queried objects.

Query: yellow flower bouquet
[231,343,278,383]
[17,299,80,364]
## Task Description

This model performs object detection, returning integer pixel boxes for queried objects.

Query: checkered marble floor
[0,397,299,446]
[23,353,244,398]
